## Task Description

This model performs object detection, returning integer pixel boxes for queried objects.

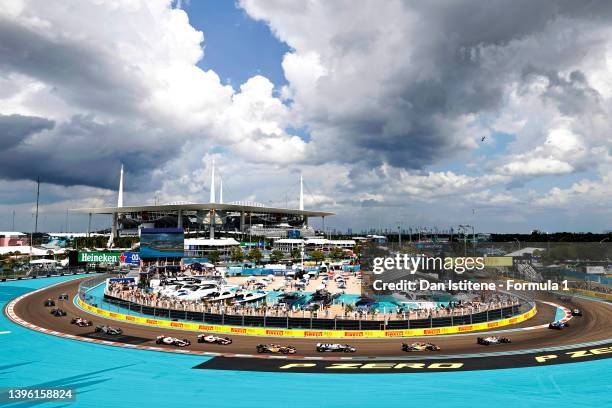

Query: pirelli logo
[458,325,473,332]
[126,316,135,321]
[109,313,118,318]
[266,330,284,336]
[231,328,247,334]
[146,319,158,325]
[345,332,364,337]
[171,322,184,328]
[424,329,441,335]
[304,331,323,337]
[487,322,499,328]
[384,331,403,337]
[198,325,214,331]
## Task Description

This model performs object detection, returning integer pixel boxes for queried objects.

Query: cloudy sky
[0,0,611,234]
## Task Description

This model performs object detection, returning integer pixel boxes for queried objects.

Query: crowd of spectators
[105,281,519,322]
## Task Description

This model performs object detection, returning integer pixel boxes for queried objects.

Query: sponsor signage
[194,344,612,373]
[78,251,140,264]
[586,266,605,274]
[122,251,140,265]
[78,252,121,263]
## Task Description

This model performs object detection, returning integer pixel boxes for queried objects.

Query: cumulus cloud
[0,0,295,189]
[1,0,612,232]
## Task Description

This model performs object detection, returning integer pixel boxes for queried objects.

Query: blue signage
[121,251,140,265]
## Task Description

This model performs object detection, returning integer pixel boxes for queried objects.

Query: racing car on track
[572,309,582,316]
[50,308,66,317]
[70,317,93,327]
[43,298,55,307]
[477,336,511,345]
[95,325,123,335]
[156,336,191,347]
[316,343,356,353]
[197,335,232,345]
[402,342,441,352]
[548,321,570,330]
[256,344,296,354]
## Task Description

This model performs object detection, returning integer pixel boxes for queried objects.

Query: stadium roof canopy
[71,203,334,217]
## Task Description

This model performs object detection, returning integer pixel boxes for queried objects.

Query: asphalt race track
[10,277,612,366]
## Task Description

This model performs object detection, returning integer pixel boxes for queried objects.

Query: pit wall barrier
[77,297,537,338]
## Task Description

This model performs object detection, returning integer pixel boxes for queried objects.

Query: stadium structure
[72,163,334,246]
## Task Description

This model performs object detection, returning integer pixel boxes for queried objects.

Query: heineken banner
[78,251,140,265]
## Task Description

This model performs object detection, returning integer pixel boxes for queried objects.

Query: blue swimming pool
[1,276,611,408]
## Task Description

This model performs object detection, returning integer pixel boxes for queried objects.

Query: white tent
[29,259,58,265]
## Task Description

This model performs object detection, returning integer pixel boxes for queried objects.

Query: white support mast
[219,176,223,204]
[299,171,304,211]
[209,158,216,203]
[118,164,124,208]
[108,164,123,248]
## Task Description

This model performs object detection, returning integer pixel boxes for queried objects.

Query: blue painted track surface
[1,276,611,407]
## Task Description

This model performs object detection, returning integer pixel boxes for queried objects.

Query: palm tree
[290,247,301,261]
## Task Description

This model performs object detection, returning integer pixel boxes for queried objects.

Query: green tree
[310,250,325,262]
[290,247,301,261]
[230,246,244,262]
[270,249,285,263]
[208,250,220,264]
[330,247,344,260]
[247,247,263,264]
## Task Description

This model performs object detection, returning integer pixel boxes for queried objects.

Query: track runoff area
[6,277,612,374]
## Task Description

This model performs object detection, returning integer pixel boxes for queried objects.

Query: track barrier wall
[77,278,538,338]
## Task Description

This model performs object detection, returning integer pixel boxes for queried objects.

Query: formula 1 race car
[256,344,297,354]
[572,309,582,316]
[43,299,55,307]
[316,343,356,353]
[95,325,123,335]
[156,336,191,347]
[548,321,570,330]
[477,336,511,345]
[402,342,441,352]
[50,308,67,317]
[70,317,93,327]
[58,293,69,301]
[197,335,233,345]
